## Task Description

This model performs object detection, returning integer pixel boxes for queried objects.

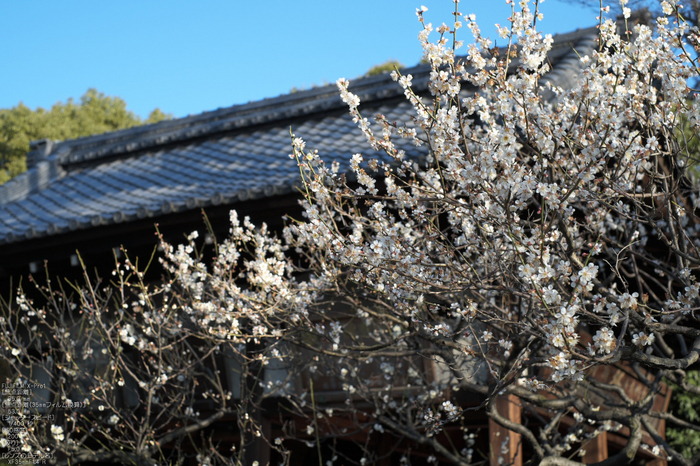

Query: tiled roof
[0,26,598,246]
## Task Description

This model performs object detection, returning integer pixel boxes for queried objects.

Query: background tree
[4,2,700,466]
[364,60,405,77]
[0,88,171,184]
[290,60,406,94]
[663,103,700,462]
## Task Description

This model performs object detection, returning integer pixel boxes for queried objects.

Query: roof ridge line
[36,65,433,169]
[27,24,599,170]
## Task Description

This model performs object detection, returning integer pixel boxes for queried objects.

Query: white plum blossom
[51,425,65,442]
[578,264,598,285]
[5,2,700,464]
[632,332,655,347]
[592,328,617,354]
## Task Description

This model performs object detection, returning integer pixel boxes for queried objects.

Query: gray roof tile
[0,25,600,245]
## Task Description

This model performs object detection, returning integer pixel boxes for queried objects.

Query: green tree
[666,371,700,461]
[364,59,404,77]
[0,88,171,184]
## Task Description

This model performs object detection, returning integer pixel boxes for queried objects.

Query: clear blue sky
[0,1,598,119]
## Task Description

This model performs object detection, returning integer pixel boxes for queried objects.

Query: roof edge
[43,68,432,168]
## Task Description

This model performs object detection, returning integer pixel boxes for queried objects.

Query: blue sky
[0,1,598,119]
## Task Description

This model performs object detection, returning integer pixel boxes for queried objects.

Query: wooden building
[0,19,673,465]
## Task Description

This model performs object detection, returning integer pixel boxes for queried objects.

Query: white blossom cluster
[279,0,700,459]
[3,0,699,464]
[283,0,700,389]
[141,0,700,461]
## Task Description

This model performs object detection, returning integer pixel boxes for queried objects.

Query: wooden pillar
[489,395,522,466]
[376,433,392,466]
[244,415,270,466]
[581,432,607,463]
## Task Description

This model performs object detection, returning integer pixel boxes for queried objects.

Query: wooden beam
[489,394,522,466]
[581,432,607,463]
[244,416,270,466]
